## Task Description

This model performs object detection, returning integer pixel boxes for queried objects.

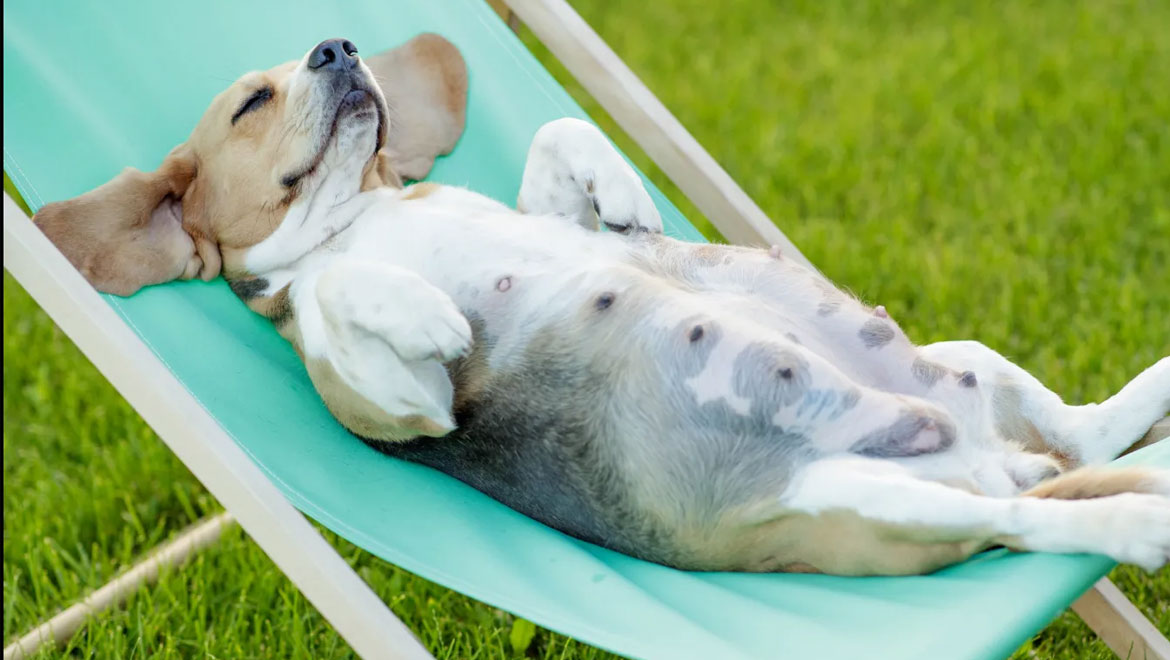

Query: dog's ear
[33,144,221,297]
[365,33,468,182]
[360,149,403,191]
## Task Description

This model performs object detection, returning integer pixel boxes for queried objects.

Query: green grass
[4,0,1169,657]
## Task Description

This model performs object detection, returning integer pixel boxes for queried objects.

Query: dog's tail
[1022,466,1168,500]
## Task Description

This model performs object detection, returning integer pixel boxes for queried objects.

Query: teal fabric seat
[4,2,1166,658]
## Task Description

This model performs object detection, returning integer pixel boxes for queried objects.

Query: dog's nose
[307,39,359,71]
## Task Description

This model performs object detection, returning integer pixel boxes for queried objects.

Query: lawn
[4,0,1168,657]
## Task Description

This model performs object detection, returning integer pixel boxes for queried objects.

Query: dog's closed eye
[231,87,273,124]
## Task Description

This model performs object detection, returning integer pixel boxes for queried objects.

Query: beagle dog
[34,36,1170,576]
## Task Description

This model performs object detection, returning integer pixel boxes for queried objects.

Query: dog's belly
[323,201,1041,564]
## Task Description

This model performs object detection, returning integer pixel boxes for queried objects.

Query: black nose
[307,39,358,71]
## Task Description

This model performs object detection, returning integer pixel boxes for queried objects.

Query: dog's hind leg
[744,455,1170,575]
[293,258,472,442]
[516,118,663,234]
[921,341,1170,466]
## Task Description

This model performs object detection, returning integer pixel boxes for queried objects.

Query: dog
[33,35,1170,576]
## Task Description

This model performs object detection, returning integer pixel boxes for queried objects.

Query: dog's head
[33,34,467,295]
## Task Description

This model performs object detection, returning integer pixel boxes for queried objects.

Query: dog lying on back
[35,35,1170,575]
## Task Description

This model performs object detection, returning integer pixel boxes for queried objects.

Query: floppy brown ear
[365,33,468,182]
[33,144,221,297]
[360,150,403,192]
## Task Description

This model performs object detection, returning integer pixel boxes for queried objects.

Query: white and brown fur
[34,36,1170,576]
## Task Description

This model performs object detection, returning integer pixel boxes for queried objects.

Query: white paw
[1085,493,1170,571]
[380,287,473,363]
[521,118,663,234]
[316,263,473,364]
[1003,451,1063,490]
[592,169,663,235]
[1137,469,1170,497]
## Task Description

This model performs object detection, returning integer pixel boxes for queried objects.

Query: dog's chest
[339,198,633,335]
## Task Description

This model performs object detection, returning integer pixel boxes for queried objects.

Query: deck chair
[4,1,1169,658]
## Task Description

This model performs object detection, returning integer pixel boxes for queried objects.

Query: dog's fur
[34,36,1170,576]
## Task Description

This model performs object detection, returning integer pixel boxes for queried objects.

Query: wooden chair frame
[4,1,1167,658]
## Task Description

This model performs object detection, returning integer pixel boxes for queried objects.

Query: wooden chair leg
[1072,578,1170,660]
[3,514,235,660]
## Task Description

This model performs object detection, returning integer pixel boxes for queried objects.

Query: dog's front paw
[520,118,664,234]
[592,170,664,235]
[316,262,473,364]
[383,288,473,363]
